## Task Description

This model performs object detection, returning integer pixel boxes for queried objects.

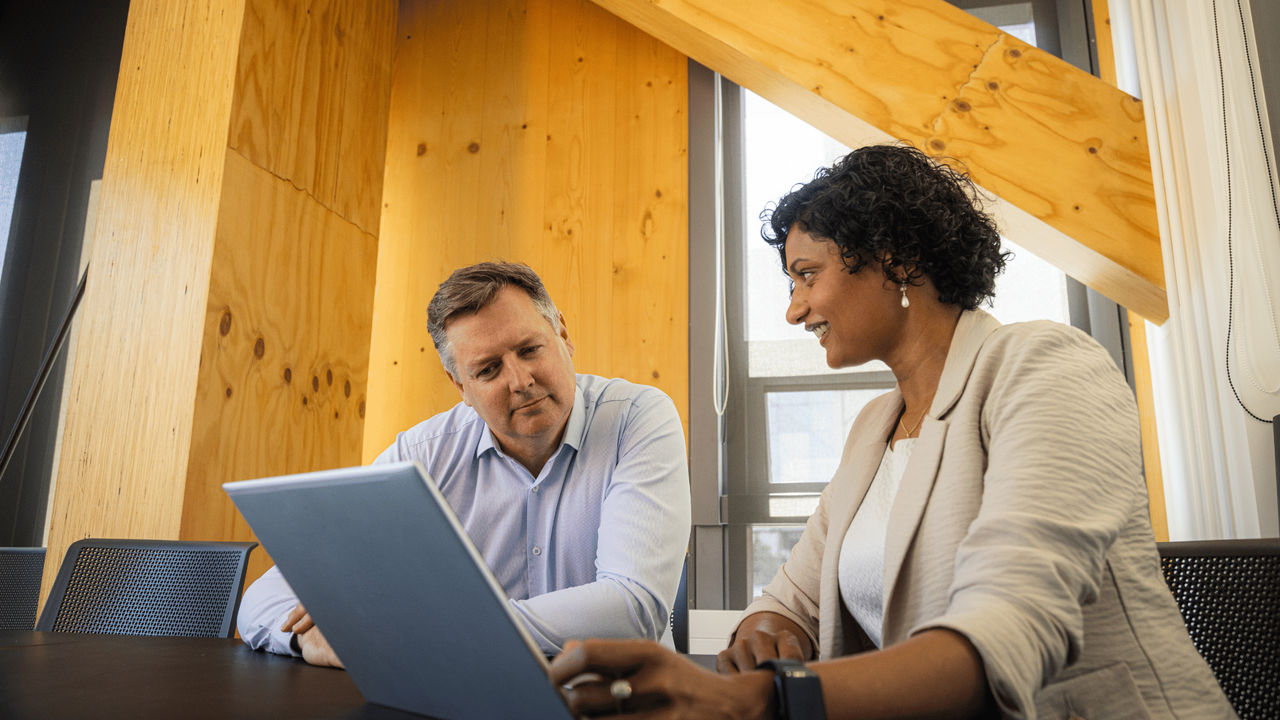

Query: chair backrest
[36,539,256,638]
[671,553,689,654]
[0,547,45,630]
[1157,538,1280,720]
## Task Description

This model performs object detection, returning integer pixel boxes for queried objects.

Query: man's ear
[444,368,469,405]
[557,312,575,356]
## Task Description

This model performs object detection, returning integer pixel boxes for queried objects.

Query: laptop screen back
[225,462,572,720]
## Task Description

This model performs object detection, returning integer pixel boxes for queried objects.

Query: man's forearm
[510,575,667,654]
[237,566,303,656]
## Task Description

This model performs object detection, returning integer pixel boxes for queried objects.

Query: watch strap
[757,658,827,720]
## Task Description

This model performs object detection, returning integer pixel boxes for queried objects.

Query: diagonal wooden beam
[591,0,1167,322]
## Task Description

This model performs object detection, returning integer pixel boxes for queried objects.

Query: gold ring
[609,678,633,701]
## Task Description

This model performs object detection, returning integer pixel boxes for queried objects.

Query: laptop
[223,462,574,720]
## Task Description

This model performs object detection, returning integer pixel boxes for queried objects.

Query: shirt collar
[475,377,586,459]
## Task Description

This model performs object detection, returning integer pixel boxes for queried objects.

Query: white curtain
[1116,0,1280,539]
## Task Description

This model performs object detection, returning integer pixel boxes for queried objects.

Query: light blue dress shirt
[237,374,691,655]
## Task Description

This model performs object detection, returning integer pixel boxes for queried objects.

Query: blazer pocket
[1033,662,1152,720]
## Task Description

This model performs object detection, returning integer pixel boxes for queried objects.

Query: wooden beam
[589,0,1167,322]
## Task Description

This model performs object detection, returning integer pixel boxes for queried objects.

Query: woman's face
[783,228,903,369]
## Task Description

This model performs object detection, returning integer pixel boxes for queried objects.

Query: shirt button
[531,486,539,493]
[532,546,542,556]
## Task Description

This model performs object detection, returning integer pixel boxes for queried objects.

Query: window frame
[687,0,1135,611]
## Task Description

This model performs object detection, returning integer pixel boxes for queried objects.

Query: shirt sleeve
[917,325,1145,717]
[508,388,692,654]
[236,565,303,657]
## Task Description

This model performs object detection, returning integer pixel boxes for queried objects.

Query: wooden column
[363,0,689,461]
[44,0,397,595]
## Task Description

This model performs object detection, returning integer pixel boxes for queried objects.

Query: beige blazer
[742,310,1234,720]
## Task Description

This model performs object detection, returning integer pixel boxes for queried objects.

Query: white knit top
[837,438,915,649]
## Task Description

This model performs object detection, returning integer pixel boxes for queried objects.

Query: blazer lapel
[881,309,1000,631]
[931,309,1002,417]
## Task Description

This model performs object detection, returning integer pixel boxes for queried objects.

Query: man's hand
[281,603,343,669]
[280,603,316,635]
[296,625,344,668]
[716,611,812,673]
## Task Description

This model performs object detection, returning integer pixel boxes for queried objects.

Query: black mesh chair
[1157,538,1280,720]
[0,547,45,630]
[35,538,256,638]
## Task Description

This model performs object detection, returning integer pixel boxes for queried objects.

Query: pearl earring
[900,283,910,309]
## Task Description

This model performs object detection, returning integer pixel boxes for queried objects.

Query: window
[0,117,28,269]
[734,84,1075,606]
[688,1,1131,610]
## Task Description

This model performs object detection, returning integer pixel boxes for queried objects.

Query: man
[236,262,691,667]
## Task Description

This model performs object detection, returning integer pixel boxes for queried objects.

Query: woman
[550,145,1234,719]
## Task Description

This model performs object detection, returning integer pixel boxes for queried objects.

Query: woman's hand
[717,611,813,674]
[551,639,774,720]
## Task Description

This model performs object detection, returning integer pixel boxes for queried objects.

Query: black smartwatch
[757,658,827,720]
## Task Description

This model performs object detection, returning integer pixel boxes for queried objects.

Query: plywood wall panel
[364,0,688,461]
[182,149,378,581]
[541,0,620,375]
[230,0,395,234]
[42,0,248,594]
[334,1,399,234]
[45,0,397,597]
[607,25,687,397]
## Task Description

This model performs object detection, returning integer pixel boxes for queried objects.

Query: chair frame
[1156,537,1280,559]
[36,538,256,638]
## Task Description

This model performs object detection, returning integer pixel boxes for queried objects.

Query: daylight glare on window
[0,128,27,266]
[740,89,1070,380]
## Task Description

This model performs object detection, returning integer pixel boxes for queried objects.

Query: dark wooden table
[0,631,423,719]
[0,631,718,719]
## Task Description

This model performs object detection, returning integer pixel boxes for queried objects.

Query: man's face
[444,286,577,462]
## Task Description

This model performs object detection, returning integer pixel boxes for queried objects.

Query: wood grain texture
[1092,0,1117,86]
[1128,312,1168,541]
[589,0,1167,322]
[181,149,379,580]
[364,0,688,461]
[44,0,397,596]
[43,0,248,597]
[229,0,397,235]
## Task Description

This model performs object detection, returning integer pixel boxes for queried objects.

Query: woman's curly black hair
[762,144,1010,310]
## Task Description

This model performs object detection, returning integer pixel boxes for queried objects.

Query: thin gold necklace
[898,408,927,438]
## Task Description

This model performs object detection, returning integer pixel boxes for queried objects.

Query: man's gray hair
[427,262,561,377]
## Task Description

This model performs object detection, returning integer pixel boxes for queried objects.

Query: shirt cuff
[271,626,302,657]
